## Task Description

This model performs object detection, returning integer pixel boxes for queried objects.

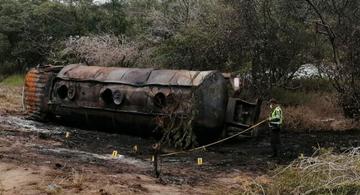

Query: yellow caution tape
[160,119,268,157]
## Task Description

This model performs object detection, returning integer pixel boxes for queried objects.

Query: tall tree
[305,0,360,118]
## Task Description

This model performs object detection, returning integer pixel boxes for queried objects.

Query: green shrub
[270,88,312,106]
[270,78,334,106]
[292,78,334,93]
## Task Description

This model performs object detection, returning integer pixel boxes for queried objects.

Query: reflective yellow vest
[270,106,283,126]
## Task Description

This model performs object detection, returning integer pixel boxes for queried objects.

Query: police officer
[268,99,283,158]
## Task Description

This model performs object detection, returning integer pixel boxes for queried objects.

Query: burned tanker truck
[23,64,261,146]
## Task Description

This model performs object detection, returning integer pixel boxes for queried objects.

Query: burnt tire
[23,66,59,121]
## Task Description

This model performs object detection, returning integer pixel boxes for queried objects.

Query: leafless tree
[63,34,139,67]
[305,0,360,118]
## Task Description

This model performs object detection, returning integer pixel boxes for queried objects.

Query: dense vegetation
[0,0,359,117]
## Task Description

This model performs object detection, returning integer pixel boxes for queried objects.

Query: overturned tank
[24,64,261,144]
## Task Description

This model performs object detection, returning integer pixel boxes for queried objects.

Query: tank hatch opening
[57,85,68,100]
[100,88,124,106]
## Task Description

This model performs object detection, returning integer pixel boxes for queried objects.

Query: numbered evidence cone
[112,150,119,158]
[197,158,203,165]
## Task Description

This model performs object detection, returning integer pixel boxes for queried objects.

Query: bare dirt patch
[0,84,23,116]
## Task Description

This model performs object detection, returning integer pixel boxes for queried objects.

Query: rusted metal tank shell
[24,64,228,138]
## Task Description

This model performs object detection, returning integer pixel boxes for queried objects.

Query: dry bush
[44,184,63,195]
[206,148,360,194]
[209,175,271,195]
[63,35,139,67]
[0,85,23,114]
[70,170,85,189]
[284,93,357,131]
[49,169,86,192]
[284,93,337,130]
[59,169,87,190]
[261,92,357,131]
[155,92,198,149]
[269,147,360,194]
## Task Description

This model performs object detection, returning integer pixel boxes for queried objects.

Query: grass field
[0,74,24,87]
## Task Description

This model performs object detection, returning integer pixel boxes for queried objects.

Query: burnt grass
[2,114,360,187]
[64,126,360,185]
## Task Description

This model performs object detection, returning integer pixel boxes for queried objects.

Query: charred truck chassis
[24,64,261,142]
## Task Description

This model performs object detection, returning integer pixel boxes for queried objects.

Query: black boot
[270,144,278,158]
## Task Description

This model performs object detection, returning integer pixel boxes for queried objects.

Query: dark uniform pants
[270,125,281,156]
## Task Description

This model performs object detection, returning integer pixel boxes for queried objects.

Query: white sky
[94,0,110,3]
